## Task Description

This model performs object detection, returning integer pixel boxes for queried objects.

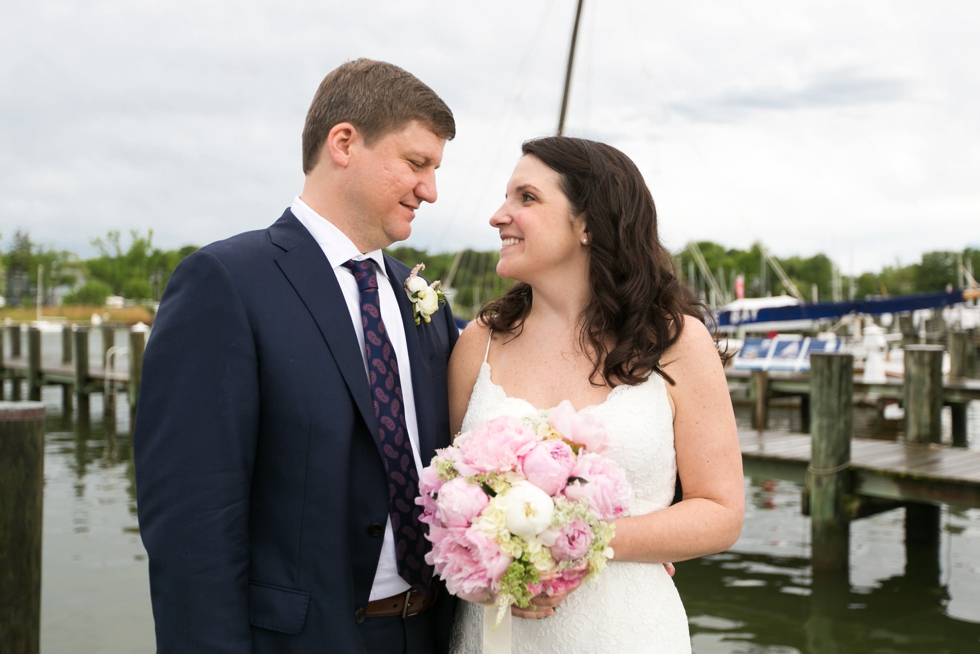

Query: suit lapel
[274,225,381,450]
[386,256,438,466]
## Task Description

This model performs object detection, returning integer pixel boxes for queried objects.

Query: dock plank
[740,429,980,508]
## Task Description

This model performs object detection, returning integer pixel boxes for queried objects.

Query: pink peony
[562,452,633,520]
[549,401,609,452]
[539,567,587,596]
[521,440,576,496]
[456,415,540,475]
[548,518,593,561]
[434,477,490,527]
[416,465,445,522]
[426,524,512,601]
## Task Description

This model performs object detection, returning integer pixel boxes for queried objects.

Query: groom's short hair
[302,58,456,174]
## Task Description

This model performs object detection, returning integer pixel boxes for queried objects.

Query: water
[6,330,980,652]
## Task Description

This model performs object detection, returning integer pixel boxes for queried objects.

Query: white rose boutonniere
[404,263,447,326]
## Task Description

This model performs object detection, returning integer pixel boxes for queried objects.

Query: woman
[446,137,744,653]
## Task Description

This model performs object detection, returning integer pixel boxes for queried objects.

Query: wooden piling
[9,324,21,357]
[128,327,147,417]
[901,345,944,577]
[61,325,72,365]
[808,353,853,573]
[904,345,944,445]
[898,313,916,347]
[949,332,973,447]
[102,325,116,418]
[26,327,41,402]
[750,369,769,431]
[800,394,811,434]
[0,401,45,654]
[0,326,5,401]
[101,324,115,369]
[73,327,90,422]
[8,325,21,401]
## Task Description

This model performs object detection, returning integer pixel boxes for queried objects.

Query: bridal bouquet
[417,400,633,626]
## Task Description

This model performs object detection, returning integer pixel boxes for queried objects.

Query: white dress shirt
[290,196,423,601]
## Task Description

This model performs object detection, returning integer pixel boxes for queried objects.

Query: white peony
[501,482,554,540]
[406,276,429,293]
[417,287,440,315]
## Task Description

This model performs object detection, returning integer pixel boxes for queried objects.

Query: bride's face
[490,155,588,283]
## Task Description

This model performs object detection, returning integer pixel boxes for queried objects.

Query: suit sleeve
[134,249,258,653]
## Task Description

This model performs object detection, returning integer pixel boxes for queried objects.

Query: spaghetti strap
[483,330,493,364]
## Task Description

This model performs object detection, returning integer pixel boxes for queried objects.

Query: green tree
[913,251,958,292]
[63,280,113,306]
[84,230,197,300]
[2,230,76,306]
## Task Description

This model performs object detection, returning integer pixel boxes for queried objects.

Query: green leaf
[480,482,497,497]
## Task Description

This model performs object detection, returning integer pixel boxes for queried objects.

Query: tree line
[2,229,976,312]
[678,242,979,304]
[1,229,198,307]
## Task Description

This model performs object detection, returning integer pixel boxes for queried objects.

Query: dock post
[101,324,115,369]
[898,313,916,347]
[61,325,72,365]
[73,326,90,423]
[904,345,944,445]
[902,345,943,579]
[949,332,972,447]
[128,326,147,420]
[808,353,853,573]
[9,325,22,401]
[800,394,811,433]
[102,325,115,418]
[0,326,5,401]
[9,324,21,357]
[0,401,45,654]
[750,370,769,430]
[26,327,41,402]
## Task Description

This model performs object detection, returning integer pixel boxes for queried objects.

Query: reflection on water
[678,405,980,653]
[13,334,980,652]
[36,385,154,654]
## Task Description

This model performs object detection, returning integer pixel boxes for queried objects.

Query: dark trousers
[357,608,437,654]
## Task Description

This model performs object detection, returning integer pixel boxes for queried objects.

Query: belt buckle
[400,590,414,619]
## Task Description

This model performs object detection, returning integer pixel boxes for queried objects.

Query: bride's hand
[511,579,584,619]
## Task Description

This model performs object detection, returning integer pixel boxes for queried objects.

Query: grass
[0,305,155,325]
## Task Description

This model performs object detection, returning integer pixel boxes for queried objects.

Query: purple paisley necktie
[343,258,431,594]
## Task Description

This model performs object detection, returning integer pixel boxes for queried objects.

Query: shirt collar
[290,196,388,279]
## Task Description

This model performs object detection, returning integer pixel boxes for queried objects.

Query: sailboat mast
[557,0,586,136]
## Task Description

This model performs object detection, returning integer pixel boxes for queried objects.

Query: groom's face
[348,120,446,250]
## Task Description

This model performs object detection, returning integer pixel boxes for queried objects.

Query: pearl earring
[582,238,588,244]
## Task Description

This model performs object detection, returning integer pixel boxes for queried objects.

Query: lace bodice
[461,362,678,517]
[450,356,691,653]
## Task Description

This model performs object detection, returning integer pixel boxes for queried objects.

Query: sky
[2,0,978,275]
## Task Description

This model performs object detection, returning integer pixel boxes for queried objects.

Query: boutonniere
[404,263,447,326]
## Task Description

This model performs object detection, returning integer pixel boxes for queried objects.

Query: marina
[1,324,979,651]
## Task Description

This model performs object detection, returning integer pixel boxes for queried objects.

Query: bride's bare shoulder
[450,318,493,371]
[660,315,725,379]
[448,319,493,434]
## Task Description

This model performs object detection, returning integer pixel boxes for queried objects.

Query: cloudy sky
[2,0,978,274]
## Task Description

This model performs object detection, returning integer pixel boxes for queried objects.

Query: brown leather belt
[365,586,438,618]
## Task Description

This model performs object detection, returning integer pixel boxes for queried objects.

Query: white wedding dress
[449,347,692,653]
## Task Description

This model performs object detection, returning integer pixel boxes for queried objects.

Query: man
[134,59,458,654]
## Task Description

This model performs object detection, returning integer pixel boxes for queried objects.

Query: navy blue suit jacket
[134,209,458,653]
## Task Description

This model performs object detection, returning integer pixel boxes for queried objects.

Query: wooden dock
[740,430,980,508]
[0,323,146,417]
[726,334,979,446]
[736,348,979,579]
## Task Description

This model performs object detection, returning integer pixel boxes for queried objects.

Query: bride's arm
[447,320,492,438]
[610,315,745,563]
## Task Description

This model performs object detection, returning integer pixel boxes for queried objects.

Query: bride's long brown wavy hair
[479,136,705,387]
